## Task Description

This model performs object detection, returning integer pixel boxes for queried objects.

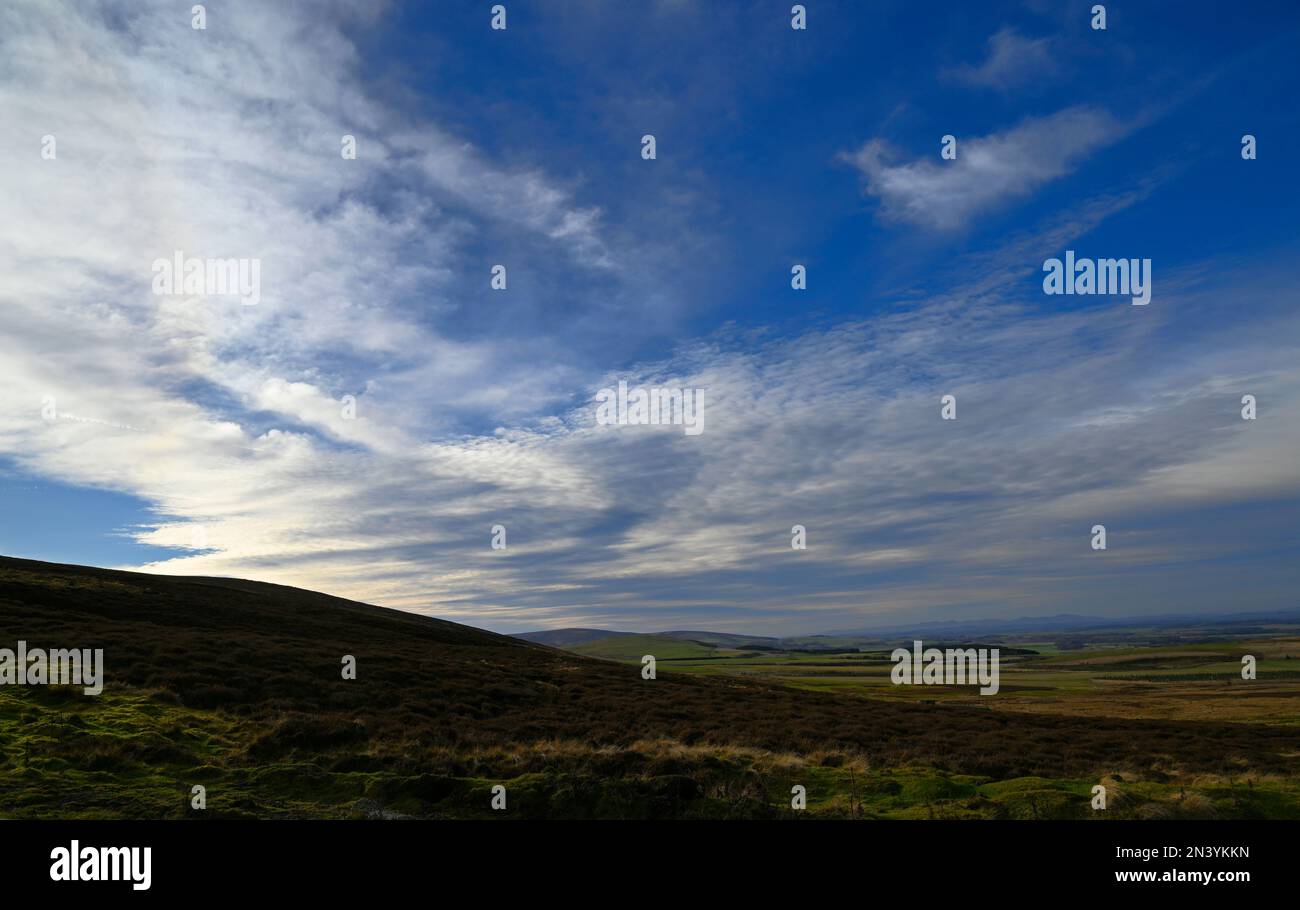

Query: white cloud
[844,106,1131,230]
[944,27,1059,91]
[0,1,1297,636]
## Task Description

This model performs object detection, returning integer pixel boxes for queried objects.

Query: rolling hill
[512,628,640,648]
[515,628,861,651]
[570,634,719,661]
[3,555,1299,819]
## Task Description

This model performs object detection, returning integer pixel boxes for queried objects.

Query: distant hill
[571,634,718,661]
[4,555,1298,819]
[514,628,858,652]
[519,629,793,662]
[658,630,780,648]
[827,611,1300,639]
[513,628,640,648]
[825,613,1101,637]
[519,610,1300,652]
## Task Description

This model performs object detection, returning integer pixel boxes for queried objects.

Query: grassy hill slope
[571,634,719,661]
[2,556,1298,819]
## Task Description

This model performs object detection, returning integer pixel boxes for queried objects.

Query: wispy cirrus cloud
[943,27,1060,91]
[843,106,1132,230]
[1,0,1297,637]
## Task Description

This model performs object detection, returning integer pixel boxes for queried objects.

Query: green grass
[4,555,1300,819]
[7,684,1297,819]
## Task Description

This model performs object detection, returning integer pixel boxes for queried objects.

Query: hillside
[571,634,719,661]
[515,628,858,651]
[2,555,1299,819]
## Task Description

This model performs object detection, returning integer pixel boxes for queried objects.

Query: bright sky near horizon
[1,0,1297,634]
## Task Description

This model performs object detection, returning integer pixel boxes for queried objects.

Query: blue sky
[1,0,1298,633]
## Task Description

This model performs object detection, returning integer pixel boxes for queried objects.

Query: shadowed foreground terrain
[2,556,1298,819]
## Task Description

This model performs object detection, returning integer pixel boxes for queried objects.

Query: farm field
[571,632,1300,726]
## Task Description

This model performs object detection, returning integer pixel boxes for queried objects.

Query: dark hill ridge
[2,555,1299,818]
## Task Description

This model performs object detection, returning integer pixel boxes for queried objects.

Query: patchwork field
[573,632,1300,726]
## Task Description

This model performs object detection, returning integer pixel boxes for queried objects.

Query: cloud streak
[944,27,1060,91]
[844,106,1131,230]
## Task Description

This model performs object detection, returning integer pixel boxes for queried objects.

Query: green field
[571,634,718,661]
[574,631,1300,726]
